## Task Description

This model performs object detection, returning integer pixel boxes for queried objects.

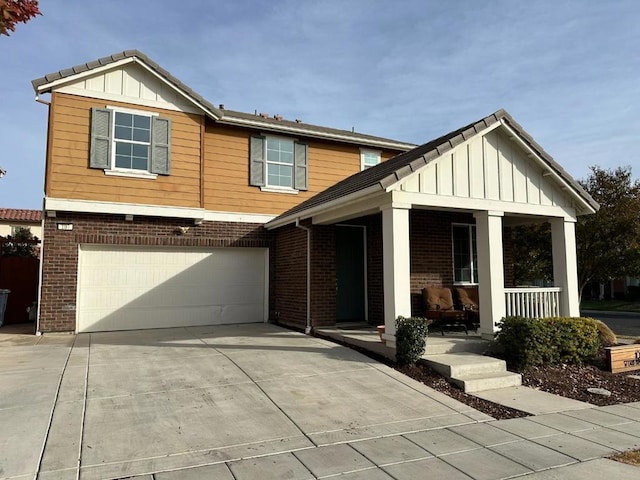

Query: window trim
[360,148,381,170]
[263,134,299,192]
[452,223,478,285]
[106,105,159,177]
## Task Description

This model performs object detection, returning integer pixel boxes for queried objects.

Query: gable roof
[32,50,415,151]
[0,208,42,222]
[266,109,599,229]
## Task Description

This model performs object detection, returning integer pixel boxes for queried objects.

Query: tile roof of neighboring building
[267,109,599,228]
[0,208,42,222]
[32,50,415,151]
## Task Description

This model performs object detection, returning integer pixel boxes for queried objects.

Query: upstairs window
[250,135,308,192]
[114,112,151,171]
[89,107,172,178]
[360,149,381,170]
[453,224,478,284]
[266,137,294,188]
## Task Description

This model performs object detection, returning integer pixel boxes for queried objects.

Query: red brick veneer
[39,212,273,332]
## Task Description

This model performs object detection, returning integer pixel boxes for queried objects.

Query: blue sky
[1,0,638,209]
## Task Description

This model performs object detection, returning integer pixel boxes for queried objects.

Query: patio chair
[454,286,480,333]
[422,286,468,335]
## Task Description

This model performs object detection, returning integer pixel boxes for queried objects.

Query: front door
[336,226,365,322]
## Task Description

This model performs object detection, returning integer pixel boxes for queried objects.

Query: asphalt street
[582,310,640,338]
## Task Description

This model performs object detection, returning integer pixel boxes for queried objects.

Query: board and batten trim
[38,57,219,119]
[44,197,276,223]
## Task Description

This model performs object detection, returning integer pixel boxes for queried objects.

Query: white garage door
[77,245,267,332]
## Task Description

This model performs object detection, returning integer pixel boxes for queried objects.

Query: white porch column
[381,204,411,348]
[550,217,580,317]
[474,211,505,339]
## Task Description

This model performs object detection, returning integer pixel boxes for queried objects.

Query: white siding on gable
[399,128,574,209]
[56,63,200,114]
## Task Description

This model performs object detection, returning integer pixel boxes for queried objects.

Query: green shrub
[395,316,429,365]
[495,316,600,369]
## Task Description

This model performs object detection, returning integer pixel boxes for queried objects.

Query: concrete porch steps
[422,352,522,393]
[424,336,489,355]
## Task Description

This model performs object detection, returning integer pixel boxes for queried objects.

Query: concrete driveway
[0,324,488,479]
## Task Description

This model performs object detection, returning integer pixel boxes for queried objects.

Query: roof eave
[32,54,225,120]
[265,184,384,229]
[217,116,416,151]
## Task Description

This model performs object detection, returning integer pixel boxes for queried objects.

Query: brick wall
[39,212,273,332]
[409,210,476,315]
[272,224,307,328]
[273,222,336,329]
[310,225,336,326]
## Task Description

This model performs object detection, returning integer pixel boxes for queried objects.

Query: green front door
[336,226,365,322]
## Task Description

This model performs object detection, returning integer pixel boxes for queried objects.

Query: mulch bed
[521,363,640,406]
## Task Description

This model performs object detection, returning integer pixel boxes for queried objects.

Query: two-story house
[32,51,597,345]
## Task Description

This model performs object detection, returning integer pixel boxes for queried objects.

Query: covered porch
[266,110,598,347]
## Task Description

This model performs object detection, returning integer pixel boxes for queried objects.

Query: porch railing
[504,287,562,318]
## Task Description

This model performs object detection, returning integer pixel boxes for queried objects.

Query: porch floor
[314,323,490,360]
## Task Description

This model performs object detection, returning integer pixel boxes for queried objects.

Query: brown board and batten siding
[202,122,396,215]
[47,92,203,208]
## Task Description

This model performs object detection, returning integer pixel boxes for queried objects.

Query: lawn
[580,300,640,313]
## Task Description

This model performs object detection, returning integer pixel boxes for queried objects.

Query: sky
[1,0,639,209]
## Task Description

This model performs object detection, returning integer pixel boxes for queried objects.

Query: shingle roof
[32,51,415,151]
[219,109,412,149]
[0,208,42,222]
[267,109,599,228]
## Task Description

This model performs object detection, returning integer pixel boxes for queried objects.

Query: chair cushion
[455,287,479,308]
[423,287,455,311]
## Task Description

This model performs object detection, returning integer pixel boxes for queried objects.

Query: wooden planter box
[606,344,640,373]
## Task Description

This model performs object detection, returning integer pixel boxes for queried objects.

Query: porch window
[453,224,478,283]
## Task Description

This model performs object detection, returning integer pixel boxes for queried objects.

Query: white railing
[504,287,562,318]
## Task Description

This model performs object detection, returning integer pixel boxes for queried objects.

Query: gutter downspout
[295,218,312,334]
[35,94,51,106]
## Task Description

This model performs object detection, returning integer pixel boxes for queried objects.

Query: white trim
[45,197,205,220]
[360,148,381,171]
[75,244,83,334]
[108,106,154,175]
[263,249,270,322]
[260,186,299,195]
[44,198,279,224]
[392,190,578,221]
[104,170,158,180]
[219,115,416,151]
[451,223,478,284]
[36,58,136,92]
[203,211,276,223]
[106,105,160,116]
[265,184,383,229]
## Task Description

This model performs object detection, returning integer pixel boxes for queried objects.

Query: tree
[1,226,39,257]
[0,0,40,36]
[510,222,552,286]
[576,166,640,299]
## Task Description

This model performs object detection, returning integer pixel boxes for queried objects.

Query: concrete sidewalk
[1,324,639,479]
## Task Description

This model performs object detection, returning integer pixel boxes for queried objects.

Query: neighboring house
[0,208,42,239]
[32,51,598,344]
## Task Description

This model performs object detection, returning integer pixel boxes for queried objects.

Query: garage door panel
[77,246,267,332]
